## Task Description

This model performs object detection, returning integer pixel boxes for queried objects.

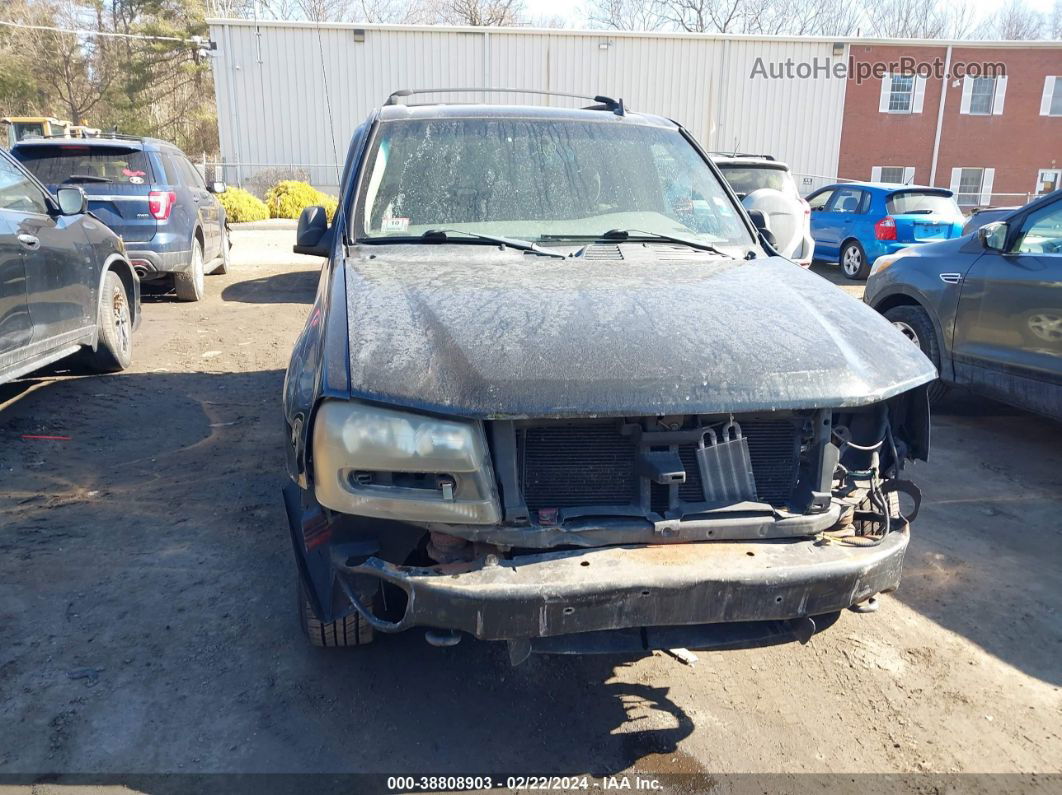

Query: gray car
[0,148,139,386]
[280,92,936,661]
[11,136,228,302]
[865,190,1061,419]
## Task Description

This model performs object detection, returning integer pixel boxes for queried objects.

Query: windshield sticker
[382,217,410,232]
[128,175,144,184]
[122,167,146,178]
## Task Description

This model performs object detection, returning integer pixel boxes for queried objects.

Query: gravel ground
[0,229,1059,787]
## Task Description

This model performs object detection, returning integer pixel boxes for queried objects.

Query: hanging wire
[0,19,195,44]
[313,20,342,186]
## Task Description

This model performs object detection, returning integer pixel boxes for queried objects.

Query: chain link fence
[195,159,342,197]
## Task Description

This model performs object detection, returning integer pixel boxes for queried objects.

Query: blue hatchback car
[807,182,965,280]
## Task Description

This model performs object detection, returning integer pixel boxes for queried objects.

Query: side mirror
[207,181,227,194]
[55,186,87,216]
[294,205,331,257]
[978,221,1008,252]
[746,209,778,250]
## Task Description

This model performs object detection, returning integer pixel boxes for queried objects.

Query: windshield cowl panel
[355,117,755,251]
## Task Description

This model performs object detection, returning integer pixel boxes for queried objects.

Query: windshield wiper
[541,229,734,258]
[359,228,565,259]
[62,175,111,183]
[599,229,735,257]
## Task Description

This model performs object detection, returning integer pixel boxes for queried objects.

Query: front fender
[867,263,963,382]
[283,255,350,487]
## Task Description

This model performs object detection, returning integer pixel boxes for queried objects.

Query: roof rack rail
[21,132,146,143]
[97,132,147,141]
[708,151,776,161]
[385,88,626,116]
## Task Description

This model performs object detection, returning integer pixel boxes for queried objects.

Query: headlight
[870,254,899,277]
[312,399,501,524]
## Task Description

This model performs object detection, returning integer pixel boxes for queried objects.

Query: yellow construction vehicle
[69,125,101,139]
[1,116,72,147]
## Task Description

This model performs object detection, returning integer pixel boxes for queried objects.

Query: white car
[713,154,814,267]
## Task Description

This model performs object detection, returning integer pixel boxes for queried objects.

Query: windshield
[13,145,153,185]
[718,165,797,198]
[357,117,754,250]
[887,191,961,217]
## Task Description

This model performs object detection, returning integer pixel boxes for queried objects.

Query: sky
[521,0,1058,30]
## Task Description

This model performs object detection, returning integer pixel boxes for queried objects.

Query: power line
[0,19,199,44]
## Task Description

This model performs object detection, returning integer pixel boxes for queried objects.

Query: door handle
[17,233,40,250]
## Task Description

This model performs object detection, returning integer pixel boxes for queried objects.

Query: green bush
[265,180,338,222]
[217,186,269,223]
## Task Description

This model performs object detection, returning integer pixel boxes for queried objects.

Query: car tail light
[875,216,897,241]
[148,190,176,220]
[801,198,810,216]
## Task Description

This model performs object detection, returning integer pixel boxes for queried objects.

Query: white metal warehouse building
[207,20,854,193]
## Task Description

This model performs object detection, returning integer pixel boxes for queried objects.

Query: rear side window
[829,188,866,214]
[887,191,961,216]
[13,145,153,186]
[169,154,205,189]
[719,166,797,198]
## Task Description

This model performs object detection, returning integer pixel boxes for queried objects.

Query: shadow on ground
[0,369,693,775]
[222,270,318,304]
[891,391,1062,685]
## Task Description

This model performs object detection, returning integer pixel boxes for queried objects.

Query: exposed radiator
[519,420,801,512]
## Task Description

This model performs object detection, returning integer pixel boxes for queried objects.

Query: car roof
[12,136,178,152]
[813,181,953,195]
[711,154,790,170]
[376,102,679,130]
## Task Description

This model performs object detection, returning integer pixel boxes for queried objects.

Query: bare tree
[355,0,423,22]
[294,0,355,22]
[659,0,745,32]
[861,0,976,38]
[586,0,668,30]
[423,0,525,24]
[978,0,1045,39]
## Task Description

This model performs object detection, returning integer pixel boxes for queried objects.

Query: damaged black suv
[282,90,934,662]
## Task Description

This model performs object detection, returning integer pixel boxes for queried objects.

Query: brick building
[838,42,1062,208]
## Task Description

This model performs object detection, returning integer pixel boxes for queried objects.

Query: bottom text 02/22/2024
[385,775,666,791]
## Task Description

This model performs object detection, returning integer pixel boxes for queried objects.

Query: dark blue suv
[12,136,228,302]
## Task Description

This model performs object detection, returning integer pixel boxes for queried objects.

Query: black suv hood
[341,246,935,418]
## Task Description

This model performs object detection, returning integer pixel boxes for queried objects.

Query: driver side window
[0,156,48,215]
[1013,201,1062,256]
[808,190,833,210]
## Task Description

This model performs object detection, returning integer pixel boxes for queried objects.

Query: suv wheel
[297,579,375,648]
[840,240,870,280]
[211,224,230,275]
[84,270,133,372]
[175,238,205,302]
[883,304,947,402]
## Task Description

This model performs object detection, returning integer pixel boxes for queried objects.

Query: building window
[1041,77,1062,116]
[969,78,996,114]
[1037,168,1061,194]
[887,75,914,112]
[873,166,914,184]
[954,168,985,206]
[962,75,1007,116]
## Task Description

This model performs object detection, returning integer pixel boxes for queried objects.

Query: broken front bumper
[334,529,908,642]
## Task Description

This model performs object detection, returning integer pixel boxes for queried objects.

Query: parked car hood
[341,246,936,418]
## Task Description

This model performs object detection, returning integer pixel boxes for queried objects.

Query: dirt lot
[1,229,1060,786]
